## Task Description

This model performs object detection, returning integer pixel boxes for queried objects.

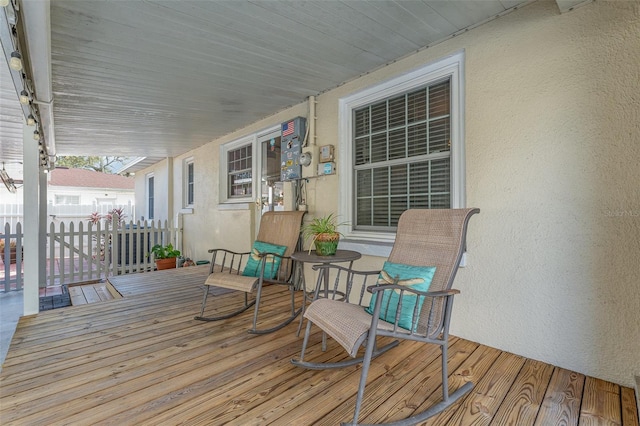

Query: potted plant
[301,213,346,256]
[150,243,181,270]
[0,239,21,264]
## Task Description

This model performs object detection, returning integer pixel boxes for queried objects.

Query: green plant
[301,213,347,255]
[301,213,343,240]
[150,243,181,259]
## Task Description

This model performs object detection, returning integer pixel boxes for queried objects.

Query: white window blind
[147,175,154,220]
[353,79,451,230]
[186,161,194,206]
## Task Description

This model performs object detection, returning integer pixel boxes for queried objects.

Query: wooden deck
[0,265,637,425]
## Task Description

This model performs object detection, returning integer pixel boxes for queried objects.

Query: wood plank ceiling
[2,0,542,169]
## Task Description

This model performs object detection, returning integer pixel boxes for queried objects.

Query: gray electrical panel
[280,116,306,181]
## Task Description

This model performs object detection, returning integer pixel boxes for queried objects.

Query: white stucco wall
[135,159,170,224]
[140,103,307,260]
[139,0,639,387]
[449,0,640,388]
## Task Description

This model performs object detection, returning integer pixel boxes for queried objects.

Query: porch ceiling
[1,0,580,172]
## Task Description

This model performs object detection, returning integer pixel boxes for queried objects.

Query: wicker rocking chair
[292,208,479,425]
[195,210,305,334]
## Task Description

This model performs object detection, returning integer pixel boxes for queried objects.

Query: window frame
[219,125,284,207]
[184,157,194,208]
[146,173,155,220]
[338,51,466,251]
[219,135,257,204]
[54,194,80,205]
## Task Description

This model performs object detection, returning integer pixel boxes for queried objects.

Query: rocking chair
[195,210,305,334]
[292,208,479,425]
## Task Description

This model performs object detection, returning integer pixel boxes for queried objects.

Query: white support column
[39,168,47,283]
[23,125,44,316]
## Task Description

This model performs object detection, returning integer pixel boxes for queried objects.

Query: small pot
[314,233,339,256]
[155,257,177,270]
[0,246,20,264]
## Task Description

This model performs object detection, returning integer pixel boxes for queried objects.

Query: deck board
[0,265,637,425]
[535,367,585,426]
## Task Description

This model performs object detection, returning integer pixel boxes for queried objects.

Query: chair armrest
[365,285,461,335]
[310,263,380,275]
[367,285,460,298]
[309,264,382,304]
[208,248,250,255]
[208,248,251,274]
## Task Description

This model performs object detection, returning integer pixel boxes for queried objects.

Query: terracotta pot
[155,257,177,270]
[314,233,339,256]
[0,247,20,264]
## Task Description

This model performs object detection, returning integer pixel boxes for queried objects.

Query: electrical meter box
[280,116,306,181]
[319,145,334,162]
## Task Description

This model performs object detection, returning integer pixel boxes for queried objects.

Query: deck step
[68,281,122,306]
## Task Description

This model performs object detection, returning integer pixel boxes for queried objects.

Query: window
[184,158,194,207]
[339,51,465,246]
[228,144,252,198]
[258,130,283,214]
[220,133,258,204]
[147,174,154,220]
[54,195,80,205]
[219,125,285,206]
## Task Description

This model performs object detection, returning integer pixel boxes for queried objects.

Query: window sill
[339,239,394,258]
[217,202,253,211]
[179,208,194,214]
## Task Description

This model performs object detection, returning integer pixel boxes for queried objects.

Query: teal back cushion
[366,261,436,331]
[242,241,288,279]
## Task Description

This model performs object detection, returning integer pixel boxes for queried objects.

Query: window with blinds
[185,159,194,206]
[147,175,154,220]
[353,78,451,230]
[228,144,252,198]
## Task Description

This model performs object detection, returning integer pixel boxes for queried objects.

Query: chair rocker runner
[195,210,306,334]
[292,208,480,425]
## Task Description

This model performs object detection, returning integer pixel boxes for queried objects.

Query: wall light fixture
[9,51,22,71]
[19,90,30,104]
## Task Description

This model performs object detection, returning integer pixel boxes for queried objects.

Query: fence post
[15,222,22,290]
[2,223,9,292]
[48,221,55,287]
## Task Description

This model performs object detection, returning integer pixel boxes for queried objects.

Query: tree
[55,156,128,173]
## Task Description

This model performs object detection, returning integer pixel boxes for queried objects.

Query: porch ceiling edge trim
[22,0,56,159]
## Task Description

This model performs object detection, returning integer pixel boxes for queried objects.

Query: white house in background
[47,168,135,223]
[0,168,135,227]
[48,168,135,208]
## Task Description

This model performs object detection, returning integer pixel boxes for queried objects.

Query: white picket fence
[1,219,177,292]
[1,223,23,291]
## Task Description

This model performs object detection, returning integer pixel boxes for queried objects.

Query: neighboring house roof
[49,168,134,190]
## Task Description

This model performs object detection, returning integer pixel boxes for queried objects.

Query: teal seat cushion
[366,261,436,331]
[242,241,287,279]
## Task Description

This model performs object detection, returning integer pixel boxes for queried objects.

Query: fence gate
[1,220,176,292]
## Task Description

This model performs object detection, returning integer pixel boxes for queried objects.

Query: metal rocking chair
[195,210,305,334]
[292,208,480,425]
